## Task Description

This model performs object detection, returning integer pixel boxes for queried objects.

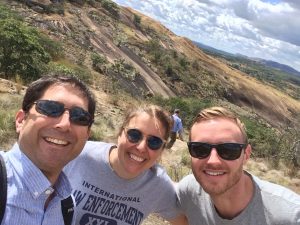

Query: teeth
[129,153,144,162]
[205,171,224,176]
[45,137,68,145]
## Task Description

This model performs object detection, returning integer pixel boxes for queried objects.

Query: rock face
[17,0,64,13]
[4,0,300,129]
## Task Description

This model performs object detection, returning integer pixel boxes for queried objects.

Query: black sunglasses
[34,100,93,126]
[124,128,166,150]
[187,142,246,160]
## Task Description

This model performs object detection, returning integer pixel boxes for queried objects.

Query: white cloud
[113,0,300,71]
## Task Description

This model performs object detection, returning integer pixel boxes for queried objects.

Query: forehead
[41,84,88,106]
[128,112,166,136]
[190,118,243,143]
[41,84,83,96]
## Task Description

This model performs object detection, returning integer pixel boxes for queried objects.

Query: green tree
[0,18,50,82]
[133,14,141,27]
[101,0,119,18]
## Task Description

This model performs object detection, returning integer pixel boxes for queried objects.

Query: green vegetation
[150,96,213,128]
[91,53,108,73]
[101,0,119,18]
[142,37,226,98]
[133,14,141,27]
[87,0,119,17]
[48,61,92,84]
[0,18,50,82]
[0,95,22,150]
[0,4,64,84]
[111,59,138,81]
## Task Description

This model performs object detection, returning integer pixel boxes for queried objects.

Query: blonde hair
[191,106,248,144]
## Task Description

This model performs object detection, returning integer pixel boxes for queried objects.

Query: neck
[211,172,254,219]
[109,147,134,179]
[42,170,60,186]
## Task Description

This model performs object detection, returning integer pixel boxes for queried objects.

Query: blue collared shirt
[171,114,183,133]
[1,143,73,225]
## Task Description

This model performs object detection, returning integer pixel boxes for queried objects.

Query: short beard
[193,163,244,196]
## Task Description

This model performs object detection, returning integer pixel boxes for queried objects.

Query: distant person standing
[166,109,183,149]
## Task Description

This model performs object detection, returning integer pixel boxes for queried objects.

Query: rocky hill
[2,0,299,130]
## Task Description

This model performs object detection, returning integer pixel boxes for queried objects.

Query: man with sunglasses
[176,107,300,225]
[0,75,95,224]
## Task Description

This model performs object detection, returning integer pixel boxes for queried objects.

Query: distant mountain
[258,59,300,77]
[193,41,300,77]
[193,41,236,57]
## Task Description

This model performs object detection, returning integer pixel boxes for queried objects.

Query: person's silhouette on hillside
[166,109,183,149]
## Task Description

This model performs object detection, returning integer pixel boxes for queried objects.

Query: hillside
[194,41,300,100]
[1,0,299,130]
[0,2,299,225]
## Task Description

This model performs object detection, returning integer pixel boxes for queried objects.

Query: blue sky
[112,0,300,72]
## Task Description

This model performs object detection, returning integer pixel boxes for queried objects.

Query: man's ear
[243,144,252,165]
[15,110,26,133]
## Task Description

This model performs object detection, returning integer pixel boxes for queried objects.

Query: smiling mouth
[205,171,225,176]
[45,137,69,146]
[129,153,144,162]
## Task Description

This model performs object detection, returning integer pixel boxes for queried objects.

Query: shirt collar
[7,143,72,199]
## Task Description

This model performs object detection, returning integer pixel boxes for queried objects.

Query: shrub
[38,33,64,60]
[111,59,137,80]
[91,53,108,73]
[0,18,50,82]
[133,14,141,27]
[47,62,92,84]
[0,95,22,149]
[101,0,119,18]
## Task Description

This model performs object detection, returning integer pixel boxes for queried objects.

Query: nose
[135,138,148,153]
[55,110,71,130]
[206,148,222,164]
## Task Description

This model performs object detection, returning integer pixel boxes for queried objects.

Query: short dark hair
[174,109,180,113]
[22,75,96,124]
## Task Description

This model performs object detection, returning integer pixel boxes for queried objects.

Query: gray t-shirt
[65,141,180,225]
[177,173,300,225]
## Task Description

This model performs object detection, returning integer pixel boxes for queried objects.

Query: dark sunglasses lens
[147,136,163,150]
[218,143,243,160]
[36,100,64,117]
[188,142,212,158]
[69,107,92,126]
[126,129,143,143]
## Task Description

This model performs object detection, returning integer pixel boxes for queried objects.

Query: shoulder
[150,164,173,182]
[177,174,199,192]
[83,140,114,150]
[80,141,115,157]
[65,141,114,171]
[143,164,177,193]
[253,174,300,207]
[178,174,198,186]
